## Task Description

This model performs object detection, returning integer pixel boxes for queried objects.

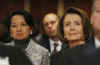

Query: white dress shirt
[49,38,62,54]
[95,37,100,48]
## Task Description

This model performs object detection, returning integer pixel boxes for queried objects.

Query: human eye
[22,23,28,26]
[64,21,70,27]
[65,23,70,26]
[51,21,55,24]
[11,24,17,28]
[74,21,81,25]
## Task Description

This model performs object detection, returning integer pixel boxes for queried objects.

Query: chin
[15,37,26,40]
[68,37,79,41]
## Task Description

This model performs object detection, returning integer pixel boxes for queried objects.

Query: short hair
[58,7,92,43]
[40,13,58,37]
[5,10,39,38]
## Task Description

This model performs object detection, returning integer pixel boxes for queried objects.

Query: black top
[0,45,33,65]
[13,36,31,49]
[53,38,95,65]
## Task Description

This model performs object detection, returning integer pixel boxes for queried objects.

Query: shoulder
[26,39,49,55]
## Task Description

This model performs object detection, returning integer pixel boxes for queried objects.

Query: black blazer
[55,39,96,65]
[38,36,68,53]
[38,36,51,52]
[59,48,100,65]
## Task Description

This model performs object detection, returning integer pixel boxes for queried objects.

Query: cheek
[64,28,69,37]
[44,28,49,33]
[53,22,58,29]
[77,27,84,37]
[10,28,16,36]
[92,14,100,24]
[24,28,31,35]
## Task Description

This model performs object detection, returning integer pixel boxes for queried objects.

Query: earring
[30,31,32,35]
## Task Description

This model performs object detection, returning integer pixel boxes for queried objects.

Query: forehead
[64,13,81,21]
[43,14,58,23]
[96,0,100,9]
[11,15,24,20]
[11,15,26,23]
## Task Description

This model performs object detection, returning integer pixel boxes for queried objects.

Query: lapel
[39,37,51,52]
[45,39,51,52]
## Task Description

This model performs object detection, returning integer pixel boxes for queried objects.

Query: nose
[48,24,52,29]
[16,25,22,32]
[70,24,75,30]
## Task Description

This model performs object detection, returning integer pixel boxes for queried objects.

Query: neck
[69,39,85,48]
[50,36,59,41]
[95,35,100,41]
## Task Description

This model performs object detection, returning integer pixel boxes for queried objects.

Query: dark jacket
[38,35,68,53]
[0,45,33,65]
[54,38,95,65]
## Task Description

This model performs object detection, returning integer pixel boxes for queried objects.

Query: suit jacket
[38,36,68,53]
[38,37,51,52]
[38,36,68,65]
[5,39,50,65]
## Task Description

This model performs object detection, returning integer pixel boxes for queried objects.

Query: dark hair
[58,7,92,43]
[40,13,58,38]
[5,10,39,40]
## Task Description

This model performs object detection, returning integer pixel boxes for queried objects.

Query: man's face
[43,13,58,38]
[91,0,100,35]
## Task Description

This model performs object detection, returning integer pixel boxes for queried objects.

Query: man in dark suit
[38,13,67,56]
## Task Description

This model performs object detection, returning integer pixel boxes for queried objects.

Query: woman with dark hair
[54,7,93,65]
[58,7,92,48]
[4,10,49,65]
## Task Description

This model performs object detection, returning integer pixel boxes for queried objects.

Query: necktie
[52,42,58,55]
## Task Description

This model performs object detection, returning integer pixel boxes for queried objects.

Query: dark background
[0,0,93,41]
[0,0,93,22]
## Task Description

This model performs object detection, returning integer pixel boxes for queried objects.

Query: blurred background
[0,0,93,41]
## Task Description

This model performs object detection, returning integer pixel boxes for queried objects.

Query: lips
[69,33,77,35]
[48,30,55,33]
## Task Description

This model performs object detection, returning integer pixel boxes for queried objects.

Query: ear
[30,30,32,35]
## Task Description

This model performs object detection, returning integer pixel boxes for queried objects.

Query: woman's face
[10,15,31,40]
[63,13,84,41]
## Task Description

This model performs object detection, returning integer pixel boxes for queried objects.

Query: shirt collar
[95,37,100,48]
[49,38,62,53]
[49,38,62,46]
